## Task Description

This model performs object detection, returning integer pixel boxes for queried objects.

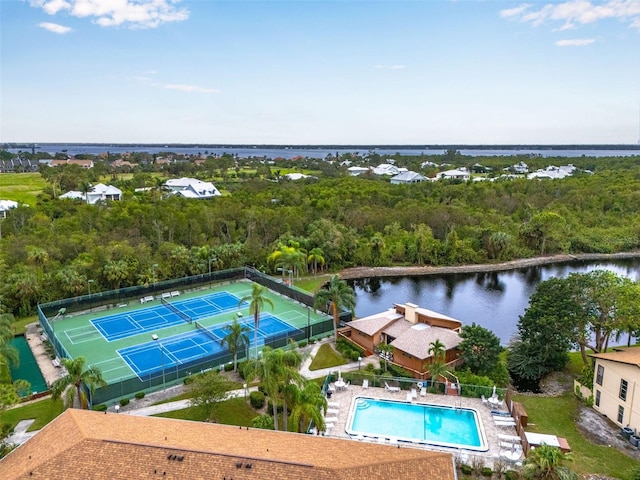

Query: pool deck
[322,383,522,467]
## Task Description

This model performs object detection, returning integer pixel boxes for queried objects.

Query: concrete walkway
[299,339,379,379]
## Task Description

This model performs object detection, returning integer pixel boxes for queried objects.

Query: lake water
[6,144,640,159]
[348,259,640,345]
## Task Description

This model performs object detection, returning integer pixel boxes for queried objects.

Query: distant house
[420,160,438,168]
[437,168,470,181]
[60,184,122,204]
[0,158,39,173]
[0,409,457,480]
[347,166,370,176]
[164,177,221,199]
[343,303,463,380]
[51,158,94,169]
[511,161,529,174]
[372,164,401,176]
[284,173,315,181]
[527,164,577,180]
[590,348,640,435]
[110,159,136,170]
[390,171,427,185]
[0,199,19,218]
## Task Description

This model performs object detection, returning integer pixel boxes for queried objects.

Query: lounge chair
[362,379,369,389]
[385,382,401,392]
[481,395,489,405]
[411,388,417,399]
[420,386,426,396]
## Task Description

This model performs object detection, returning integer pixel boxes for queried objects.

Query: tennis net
[161,297,193,324]
[194,320,219,343]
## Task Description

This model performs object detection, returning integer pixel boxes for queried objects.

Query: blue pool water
[347,397,487,451]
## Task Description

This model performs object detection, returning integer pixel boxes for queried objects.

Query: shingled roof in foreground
[1,409,457,480]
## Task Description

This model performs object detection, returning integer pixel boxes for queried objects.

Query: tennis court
[119,312,301,380]
[39,272,337,404]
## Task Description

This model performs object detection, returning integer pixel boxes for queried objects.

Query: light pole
[208,257,217,288]
[152,334,165,387]
[152,263,158,293]
[87,279,94,311]
[307,307,311,342]
[358,356,362,371]
[51,307,66,357]
[243,383,247,400]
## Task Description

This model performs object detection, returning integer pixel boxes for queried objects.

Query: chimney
[404,303,418,324]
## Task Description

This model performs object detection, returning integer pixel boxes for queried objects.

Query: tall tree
[188,370,234,422]
[458,323,502,376]
[50,356,107,409]
[307,247,325,275]
[313,275,356,342]
[239,283,274,360]
[243,347,283,430]
[0,314,19,370]
[220,318,250,372]
[290,381,328,433]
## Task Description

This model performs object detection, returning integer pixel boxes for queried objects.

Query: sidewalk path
[299,339,379,379]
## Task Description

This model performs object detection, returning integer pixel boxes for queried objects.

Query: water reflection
[348,259,639,344]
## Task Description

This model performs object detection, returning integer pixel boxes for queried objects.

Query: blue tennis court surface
[92,291,247,342]
[118,313,301,379]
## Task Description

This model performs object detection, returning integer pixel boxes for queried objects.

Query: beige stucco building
[590,348,640,435]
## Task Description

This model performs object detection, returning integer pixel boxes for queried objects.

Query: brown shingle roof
[1,409,456,480]
[348,310,402,336]
[390,325,462,360]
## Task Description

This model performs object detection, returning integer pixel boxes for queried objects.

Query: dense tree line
[1,154,639,316]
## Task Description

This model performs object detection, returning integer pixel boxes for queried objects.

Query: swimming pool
[346,397,488,451]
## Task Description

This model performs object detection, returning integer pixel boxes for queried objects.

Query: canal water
[349,259,640,345]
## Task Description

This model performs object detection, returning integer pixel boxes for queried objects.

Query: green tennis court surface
[46,278,332,403]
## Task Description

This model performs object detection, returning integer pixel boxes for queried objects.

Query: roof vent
[236,462,243,468]
[245,463,252,469]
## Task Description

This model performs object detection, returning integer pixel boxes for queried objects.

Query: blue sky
[1,0,639,144]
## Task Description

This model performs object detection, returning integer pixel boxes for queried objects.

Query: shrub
[224,363,234,372]
[134,392,145,400]
[387,363,414,378]
[298,341,307,348]
[92,404,107,411]
[119,398,130,407]
[481,466,493,477]
[460,464,472,475]
[365,363,375,373]
[249,391,266,409]
[505,470,520,480]
[183,375,195,385]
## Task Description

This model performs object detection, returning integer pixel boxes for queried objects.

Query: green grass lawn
[295,274,331,294]
[10,315,38,336]
[0,173,46,205]
[308,343,347,371]
[514,392,637,479]
[154,397,258,426]
[0,398,64,432]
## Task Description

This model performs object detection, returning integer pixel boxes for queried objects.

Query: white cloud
[374,64,406,70]
[500,0,640,29]
[38,21,72,34]
[29,0,189,29]
[152,83,220,94]
[555,38,596,46]
[499,4,532,18]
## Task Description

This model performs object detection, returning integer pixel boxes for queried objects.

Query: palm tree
[279,345,304,432]
[243,347,283,430]
[426,339,448,386]
[307,248,325,275]
[522,444,578,480]
[0,314,19,370]
[290,381,328,433]
[377,342,394,371]
[51,356,107,409]
[239,283,274,360]
[268,244,307,283]
[220,318,250,372]
[313,275,356,342]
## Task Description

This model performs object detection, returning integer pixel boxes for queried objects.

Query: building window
[595,390,601,407]
[619,379,628,401]
[596,364,604,386]
[617,405,624,424]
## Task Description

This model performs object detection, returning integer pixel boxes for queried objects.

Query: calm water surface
[349,259,640,345]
